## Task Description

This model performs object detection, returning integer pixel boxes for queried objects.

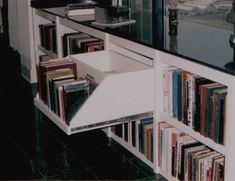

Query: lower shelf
[34,98,153,135]
[110,132,154,169]
[159,112,226,155]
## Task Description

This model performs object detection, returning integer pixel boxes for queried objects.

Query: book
[39,54,53,62]
[176,135,195,179]
[65,2,97,16]
[178,141,202,180]
[40,23,56,51]
[63,32,83,56]
[139,117,153,154]
[62,79,90,125]
[85,40,104,52]
[158,122,173,168]
[124,122,128,142]
[212,88,227,144]
[75,37,100,53]
[190,147,211,180]
[212,156,225,181]
[172,69,182,120]
[39,23,54,48]
[203,83,225,137]
[181,71,191,125]
[143,123,153,161]
[194,77,213,132]
[80,39,103,53]
[69,33,91,54]
[184,145,206,180]
[54,78,76,116]
[209,87,227,142]
[164,127,179,175]
[131,121,136,147]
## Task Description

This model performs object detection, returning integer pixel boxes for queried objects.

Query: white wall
[8,0,36,83]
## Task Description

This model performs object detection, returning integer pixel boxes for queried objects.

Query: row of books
[111,117,154,162]
[37,56,98,125]
[63,32,104,57]
[39,23,57,53]
[158,122,224,181]
[163,67,227,144]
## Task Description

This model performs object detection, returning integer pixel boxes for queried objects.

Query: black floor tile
[72,144,124,169]
[32,152,87,178]
[89,160,150,180]
[46,167,98,180]
[0,160,43,180]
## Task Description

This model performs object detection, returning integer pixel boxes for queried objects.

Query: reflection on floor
[0,37,167,180]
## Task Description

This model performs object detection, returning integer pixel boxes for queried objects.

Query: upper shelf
[34,50,154,135]
[33,6,235,76]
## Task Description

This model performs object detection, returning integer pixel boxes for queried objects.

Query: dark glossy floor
[0,35,167,180]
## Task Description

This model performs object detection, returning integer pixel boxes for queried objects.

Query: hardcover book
[65,1,97,16]
[62,79,90,125]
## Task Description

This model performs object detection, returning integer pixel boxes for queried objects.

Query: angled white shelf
[38,45,58,58]
[34,50,154,135]
[35,8,56,22]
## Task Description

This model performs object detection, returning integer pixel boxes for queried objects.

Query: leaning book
[62,79,90,125]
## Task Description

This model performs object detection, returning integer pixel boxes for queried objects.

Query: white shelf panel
[34,98,70,134]
[111,133,154,169]
[38,45,58,58]
[35,9,56,22]
[109,35,156,62]
[69,50,154,129]
[159,112,226,155]
[34,98,153,135]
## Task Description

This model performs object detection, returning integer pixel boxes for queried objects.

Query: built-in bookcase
[30,6,235,181]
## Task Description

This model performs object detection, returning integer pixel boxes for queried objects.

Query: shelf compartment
[110,132,154,169]
[34,50,154,135]
[159,112,226,155]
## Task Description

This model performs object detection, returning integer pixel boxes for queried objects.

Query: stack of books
[37,57,98,125]
[62,32,104,57]
[65,1,97,16]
